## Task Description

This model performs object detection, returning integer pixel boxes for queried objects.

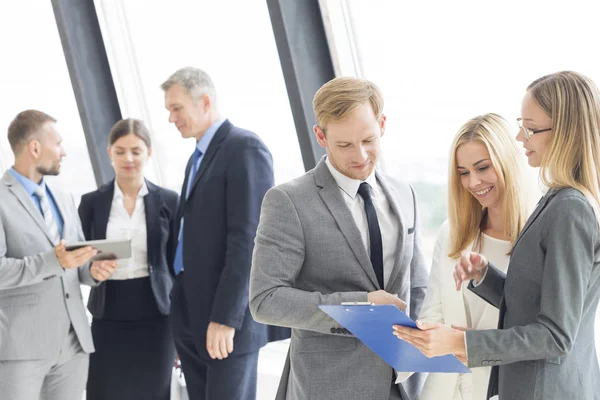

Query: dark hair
[108,118,152,148]
[7,109,57,155]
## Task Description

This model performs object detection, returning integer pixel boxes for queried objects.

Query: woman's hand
[393,321,467,361]
[453,251,489,291]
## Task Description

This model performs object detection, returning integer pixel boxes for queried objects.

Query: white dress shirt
[106,181,149,280]
[325,157,398,287]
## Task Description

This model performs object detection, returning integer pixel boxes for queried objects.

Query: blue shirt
[185,119,226,197]
[9,167,64,237]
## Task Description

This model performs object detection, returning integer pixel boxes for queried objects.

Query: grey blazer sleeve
[468,263,506,309]
[250,187,368,335]
[466,196,598,367]
[0,213,63,289]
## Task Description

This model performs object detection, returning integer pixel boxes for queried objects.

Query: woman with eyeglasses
[393,71,600,400]
[396,113,533,400]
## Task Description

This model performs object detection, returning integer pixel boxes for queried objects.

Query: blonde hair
[448,113,531,258]
[527,71,600,220]
[312,76,384,130]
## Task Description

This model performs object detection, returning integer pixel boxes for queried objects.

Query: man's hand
[368,290,407,312]
[90,260,118,282]
[206,322,235,360]
[55,240,97,269]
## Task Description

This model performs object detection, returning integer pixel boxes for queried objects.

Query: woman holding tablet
[79,118,179,400]
[394,71,600,400]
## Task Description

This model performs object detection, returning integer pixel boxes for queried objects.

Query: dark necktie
[173,148,203,275]
[357,182,384,289]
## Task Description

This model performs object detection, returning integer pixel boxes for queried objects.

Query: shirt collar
[113,180,149,201]
[196,119,226,155]
[325,156,378,199]
[9,167,47,197]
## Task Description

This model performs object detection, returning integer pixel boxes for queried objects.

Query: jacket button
[65,293,70,299]
[330,328,336,334]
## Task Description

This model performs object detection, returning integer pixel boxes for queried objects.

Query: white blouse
[106,181,149,280]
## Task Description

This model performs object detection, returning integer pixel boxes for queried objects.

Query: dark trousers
[171,275,259,400]
[175,337,259,400]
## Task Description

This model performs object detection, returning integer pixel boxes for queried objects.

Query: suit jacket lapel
[4,173,54,244]
[95,182,114,239]
[376,172,407,292]
[177,155,194,229]
[144,180,160,262]
[475,301,497,331]
[454,287,470,328]
[496,191,555,331]
[314,160,380,289]
[187,120,232,199]
[512,190,555,249]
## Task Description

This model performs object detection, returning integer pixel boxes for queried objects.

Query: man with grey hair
[0,109,117,399]
[162,67,289,400]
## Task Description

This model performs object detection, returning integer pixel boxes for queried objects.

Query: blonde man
[250,77,428,400]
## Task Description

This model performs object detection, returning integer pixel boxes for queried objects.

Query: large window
[94,1,303,396]
[324,0,600,362]
[0,0,96,198]
[94,0,305,192]
[327,0,600,255]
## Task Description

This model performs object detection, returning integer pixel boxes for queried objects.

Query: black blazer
[175,119,289,357]
[78,179,179,317]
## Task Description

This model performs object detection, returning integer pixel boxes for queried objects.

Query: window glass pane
[333,0,600,257]
[95,0,305,191]
[95,1,301,395]
[0,0,97,199]
[342,0,600,362]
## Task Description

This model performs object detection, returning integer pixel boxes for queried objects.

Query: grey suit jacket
[467,188,600,400]
[250,158,428,400]
[0,170,96,360]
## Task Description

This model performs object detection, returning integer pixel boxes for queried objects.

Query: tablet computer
[65,239,132,261]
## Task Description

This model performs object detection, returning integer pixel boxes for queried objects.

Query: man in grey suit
[0,110,117,400]
[250,77,428,400]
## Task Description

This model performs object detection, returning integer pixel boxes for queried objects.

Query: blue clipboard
[319,304,470,373]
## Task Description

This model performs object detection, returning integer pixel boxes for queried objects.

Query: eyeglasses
[517,118,552,140]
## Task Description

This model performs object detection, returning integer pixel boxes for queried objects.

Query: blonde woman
[396,113,531,400]
[394,71,600,400]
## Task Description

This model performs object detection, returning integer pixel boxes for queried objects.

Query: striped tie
[34,188,61,245]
